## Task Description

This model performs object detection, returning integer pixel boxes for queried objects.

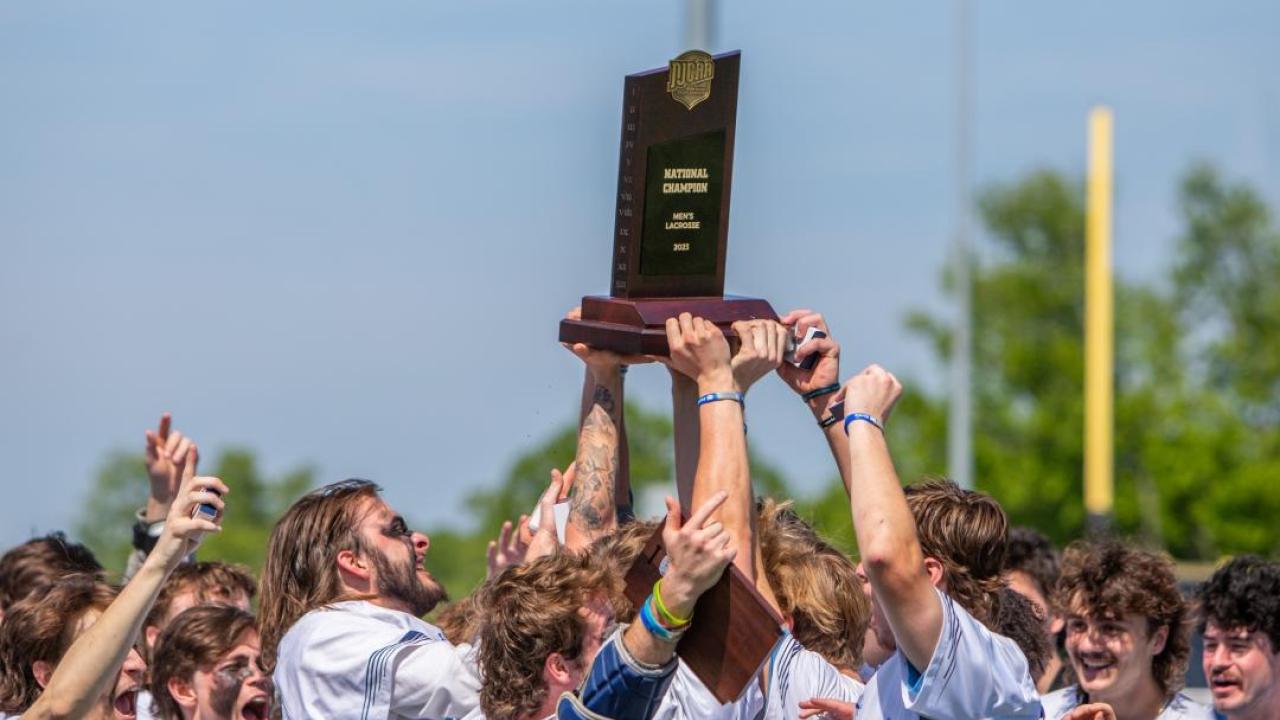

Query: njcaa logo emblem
[667,50,714,110]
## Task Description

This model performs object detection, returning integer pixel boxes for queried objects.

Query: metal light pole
[948,0,975,490]
[684,0,715,51]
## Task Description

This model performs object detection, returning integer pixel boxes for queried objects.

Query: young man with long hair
[260,475,552,718]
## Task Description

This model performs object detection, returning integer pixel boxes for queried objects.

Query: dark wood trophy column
[559,50,777,356]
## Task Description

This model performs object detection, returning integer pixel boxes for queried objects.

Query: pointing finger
[687,490,728,529]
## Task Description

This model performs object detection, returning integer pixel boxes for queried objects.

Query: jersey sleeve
[903,589,1042,719]
[388,638,482,718]
[771,634,863,717]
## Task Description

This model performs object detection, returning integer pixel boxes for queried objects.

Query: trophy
[559,50,778,355]
[565,50,786,703]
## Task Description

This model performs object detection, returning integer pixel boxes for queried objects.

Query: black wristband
[132,519,159,554]
[802,383,841,402]
[818,413,840,429]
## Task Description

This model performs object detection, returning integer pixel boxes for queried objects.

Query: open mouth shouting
[239,694,270,720]
[112,685,139,720]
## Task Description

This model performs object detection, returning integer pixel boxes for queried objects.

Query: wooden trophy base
[559,295,778,356]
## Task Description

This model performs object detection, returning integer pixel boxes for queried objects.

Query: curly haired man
[1197,556,1280,720]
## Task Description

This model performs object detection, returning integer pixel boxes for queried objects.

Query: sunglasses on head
[306,478,382,498]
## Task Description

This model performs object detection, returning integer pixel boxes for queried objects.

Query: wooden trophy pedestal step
[559,294,778,356]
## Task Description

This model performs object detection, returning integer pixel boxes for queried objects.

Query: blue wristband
[801,383,841,402]
[639,596,680,642]
[697,391,745,407]
[843,412,884,434]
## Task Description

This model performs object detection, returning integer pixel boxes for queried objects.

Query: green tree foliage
[899,165,1280,559]
[1168,165,1280,555]
[76,448,313,578]
[77,451,154,578]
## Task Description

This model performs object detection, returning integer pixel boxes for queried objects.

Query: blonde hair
[758,498,868,671]
[904,479,1008,625]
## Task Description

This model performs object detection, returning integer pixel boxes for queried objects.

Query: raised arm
[669,368,700,511]
[838,365,942,672]
[665,314,781,611]
[775,309,851,491]
[142,412,195,524]
[562,308,633,549]
[124,412,197,580]
[23,447,227,720]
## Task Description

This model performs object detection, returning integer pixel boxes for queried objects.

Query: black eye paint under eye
[211,664,251,717]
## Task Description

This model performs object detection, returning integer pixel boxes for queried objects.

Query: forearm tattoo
[570,404,618,533]
[592,384,616,414]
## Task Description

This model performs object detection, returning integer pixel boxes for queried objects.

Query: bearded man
[258,479,480,720]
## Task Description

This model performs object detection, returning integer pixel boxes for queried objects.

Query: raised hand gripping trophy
[561,51,785,703]
[558,50,778,356]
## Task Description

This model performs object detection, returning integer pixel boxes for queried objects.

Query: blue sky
[2,1,1277,550]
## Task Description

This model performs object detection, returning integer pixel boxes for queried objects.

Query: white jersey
[855,588,1041,719]
[136,689,157,720]
[274,600,481,720]
[652,660,735,720]
[653,633,863,720]
[736,633,864,720]
[1042,686,1214,719]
